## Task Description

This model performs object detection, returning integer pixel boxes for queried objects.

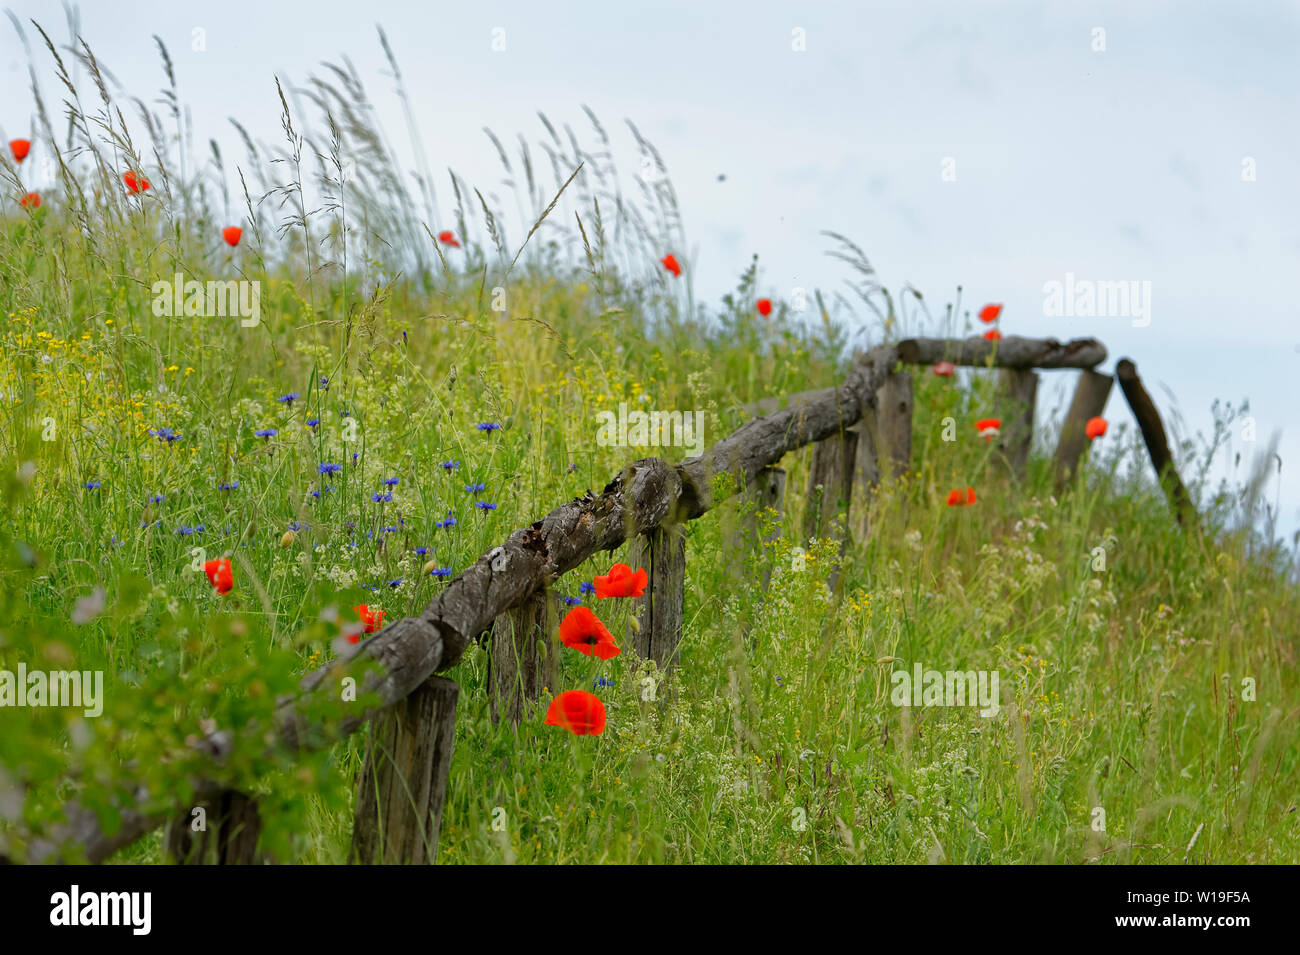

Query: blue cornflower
[319,376,330,389]
[219,481,240,491]
[318,462,342,475]
[149,494,165,504]
[255,428,277,439]
[381,525,400,534]
[476,422,501,433]
[464,482,485,494]
[429,567,453,578]
[352,452,359,463]
[306,418,320,429]
[562,595,582,606]
[593,676,614,690]
[435,514,457,529]
[175,524,204,535]
[387,578,402,588]
[382,477,399,486]
[84,481,101,490]
[579,582,596,595]
[440,460,460,471]
[149,426,180,442]
[414,546,430,556]
[288,521,306,531]
[475,501,497,511]
[361,583,379,592]
[371,491,393,504]
[277,392,300,404]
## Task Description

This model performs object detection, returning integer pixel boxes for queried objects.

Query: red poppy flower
[592,562,648,599]
[19,192,41,209]
[983,328,1002,341]
[123,171,150,194]
[933,361,955,377]
[975,418,1001,441]
[978,303,1002,324]
[1085,416,1108,440]
[559,606,621,659]
[203,558,233,594]
[10,139,31,163]
[756,298,773,317]
[545,690,607,736]
[946,487,977,507]
[222,226,242,247]
[660,253,681,277]
[348,603,386,643]
[437,230,460,247]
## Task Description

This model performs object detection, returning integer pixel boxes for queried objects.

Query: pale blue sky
[5,0,1298,535]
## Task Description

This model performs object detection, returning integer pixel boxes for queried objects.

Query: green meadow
[0,25,1296,865]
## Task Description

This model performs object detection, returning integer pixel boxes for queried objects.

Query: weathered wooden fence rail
[16,334,1196,864]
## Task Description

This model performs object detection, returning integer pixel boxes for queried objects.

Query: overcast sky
[5,1,1298,537]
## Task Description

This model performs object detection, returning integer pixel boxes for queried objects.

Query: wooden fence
[15,335,1195,864]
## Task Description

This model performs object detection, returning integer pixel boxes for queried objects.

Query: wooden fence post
[490,591,560,726]
[350,675,459,865]
[164,790,262,864]
[997,368,1039,480]
[804,429,859,542]
[1115,359,1196,527]
[1053,369,1114,491]
[848,408,883,539]
[628,524,686,669]
[849,416,881,494]
[875,372,913,480]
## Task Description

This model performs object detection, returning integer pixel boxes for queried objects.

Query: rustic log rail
[1116,358,1196,527]
[16,334,1197,864]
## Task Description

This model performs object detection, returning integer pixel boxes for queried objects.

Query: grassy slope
[0,33,1296,865]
